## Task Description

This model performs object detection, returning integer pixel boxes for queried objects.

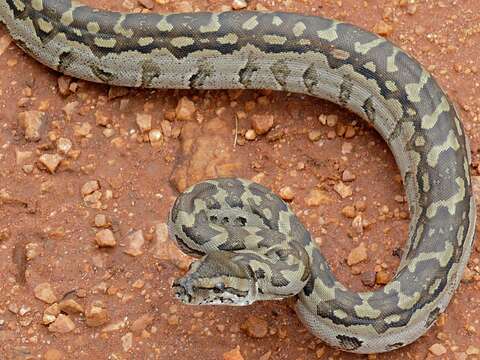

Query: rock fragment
[18,111,44,141]
[95,229,116,248]
[48,314,75,334]
[34,283,57,304]
[347,243,367,266]
[38,154,63,173]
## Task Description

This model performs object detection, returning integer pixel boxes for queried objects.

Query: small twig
[233,114,239,147]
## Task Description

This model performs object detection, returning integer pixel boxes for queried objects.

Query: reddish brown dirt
[0,1,479,359]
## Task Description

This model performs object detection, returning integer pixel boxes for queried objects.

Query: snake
[0,0,475,354]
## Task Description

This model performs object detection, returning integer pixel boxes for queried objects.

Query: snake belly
[0,0,475,354]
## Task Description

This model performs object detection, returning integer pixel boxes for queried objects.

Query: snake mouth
[172,278,193,304]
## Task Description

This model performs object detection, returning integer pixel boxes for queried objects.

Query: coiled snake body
[0,0,475,353]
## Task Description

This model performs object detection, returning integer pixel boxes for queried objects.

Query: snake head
[172,252,257,306]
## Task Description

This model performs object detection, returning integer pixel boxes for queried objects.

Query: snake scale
[0,0,475,354]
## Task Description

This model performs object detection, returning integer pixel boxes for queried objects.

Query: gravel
[33,283,57,304]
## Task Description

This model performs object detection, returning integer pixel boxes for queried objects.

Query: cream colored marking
[292,22,306,37]
[385,80,398,92]
[60,8,76,26]
[313,279,336,301]
[333,309,348,320]
[242,16,258,31]
[37,18,53,33]
[454,116,463,136]
[331,49,350,60]
[397,291,421,310]
[299,39,311,46]
[263,35,287,45]
[422,97,450,129]
[217,33,238,45]
[114,15,134,38]
[384,314,401,324]
[386,48,399,72]
[354,299,381,319]
[402,121,415,143]
[408,243,454,274]
[317,23,338,42]
[464,159,471,186]
[354,38,385,55]
[426,178,465,218]
[363,61,376,72]
[427,130,460,167]
[407,108,417,116]
[415,136,425,147]
[199,14,220,33]
[157,17,173,32]
[94,37,117,48]
[405,71,430,103]
[171,37,195,48]
[457,225,465,246]
[31,0,43,11]
[12,0,25,11]
[86,22,100,34]
[138,37,154,46]
[272,16,283,26]
[422,172,430,192]
[72,28,82,37]
[428,278,442,295]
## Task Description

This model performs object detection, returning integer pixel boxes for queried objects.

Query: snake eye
[213,283,225,293]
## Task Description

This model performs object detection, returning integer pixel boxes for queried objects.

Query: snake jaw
[172,277,193,304]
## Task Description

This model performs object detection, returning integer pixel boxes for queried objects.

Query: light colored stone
[136,113,152,133]
[305,189,331,207]
[34,283,57,304]
[18,111,44,141]
[334,182,353,198]
[43,303,60,325]
[74,122,92,137]
[245,129,256,140]
[95,229,116,247]
[81,180,100,196]
[175,96,196,121]
[121,332,133,352]
[56,138,72,155]
[231,0,247,10]
[25,242,41,260]
[58,299,84,315]
[251,114,274,135]
[38,154,63,173]
[341,205,356,219]
[279,186,295,201]
[347,243,368,266]
[48,314,75,333]
[466,345,480,355]
[86,304,109,327]
[15,150,33,165]
[149,129,163,146]
[308,130,322,142]
[428,343,447,356]
[94,214,110,228]
[123,230,145,257]
[342,169,356,182]
[374,20,394,36]
[223,346,244,360]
